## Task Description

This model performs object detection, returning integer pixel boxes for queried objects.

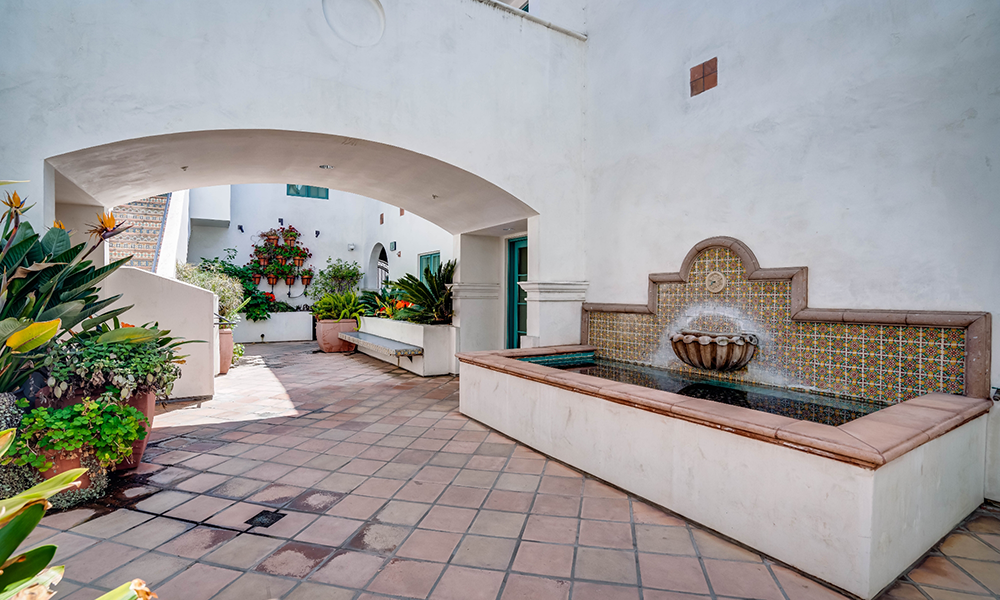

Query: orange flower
[121,322,135,328]
[395,300,406,309]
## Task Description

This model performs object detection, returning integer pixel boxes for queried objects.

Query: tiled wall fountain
[458,237,992,599]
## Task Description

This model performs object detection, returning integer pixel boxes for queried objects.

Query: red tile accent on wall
[400,208,405,216]
[380,213,384,225]
[690,57,718,97]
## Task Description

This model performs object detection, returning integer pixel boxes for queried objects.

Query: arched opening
[367,243,389,291]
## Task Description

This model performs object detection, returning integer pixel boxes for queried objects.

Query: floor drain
[245,510,285,528]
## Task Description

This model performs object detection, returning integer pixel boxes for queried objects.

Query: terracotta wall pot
[301,276,313,286]
[252,274,262,285]
[266,236,279,246]
[257,257,268,266]
[219,328,234,374]
[317,319,358,353]
[42,450,93,489]
[284,238,296,246]
[116,391,155,470]
[293,257,305,267]
[266,275,279,285]
[285,276,296,285]
[277,257,287,265]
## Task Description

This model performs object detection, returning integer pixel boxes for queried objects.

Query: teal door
[419,252,440,285]
[506,237,528,349]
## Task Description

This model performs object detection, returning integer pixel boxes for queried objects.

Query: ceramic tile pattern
[588,247,966,405]
[33,343,994,600]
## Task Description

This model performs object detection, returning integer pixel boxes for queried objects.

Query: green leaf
[58,256,130,301]
[0,565,63,600]
[40,227,72,258]
[81,305,133,331]
[96,327,160,345]
[0,468,85,525]
[37,300,84,324]
[0,545,56,592]
[0,237,36,276]
[0,503,46,566]
[6,319,60,353]
[0,318,27,346]
[94,579,147,600]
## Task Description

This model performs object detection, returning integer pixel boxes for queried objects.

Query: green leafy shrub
[393,259,457,324]
[198,250,273,321]
[232,343,245,366]
[10,399,148,472]
[308,258,363,298]
[176,262,245,328]
[312,292,364,322]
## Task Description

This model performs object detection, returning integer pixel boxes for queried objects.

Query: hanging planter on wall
[301,274,313,286]
[285,275,297,286]
[252,273,262,285]
[293,257,305,267]
[266,235,279,246]
[277,256,287,265]
[266,274,279,285]
[257,257,268,266]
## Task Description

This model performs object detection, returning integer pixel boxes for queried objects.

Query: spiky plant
[393,260,457,324]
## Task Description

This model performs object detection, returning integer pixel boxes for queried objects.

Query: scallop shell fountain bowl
[669,329,759,372]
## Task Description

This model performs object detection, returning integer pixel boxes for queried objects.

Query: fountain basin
[457,345,990,599]
[670,330,758,371]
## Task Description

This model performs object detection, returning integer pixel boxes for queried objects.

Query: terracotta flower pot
[266,235,279,246]
[266,275,279,285]
[257,258,268,266]
[252,273,261,285]
[293,257,305,267]
[317,319,358,353]
[277,257,287,265]
[42,449,93,489]
[285,275,296,285]
[284,238,296,246]
[301,275,313,286]
[219,328,234,375]
[116,391,156,470]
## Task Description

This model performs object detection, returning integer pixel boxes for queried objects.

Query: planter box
[317,319,358,352]
[358,317,459,376]
[234,312,313,343]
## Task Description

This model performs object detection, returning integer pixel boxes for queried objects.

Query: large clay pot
[219,328,234,374]
[116,391,156,471]
[42,449,93,489]
[317,319,358,353]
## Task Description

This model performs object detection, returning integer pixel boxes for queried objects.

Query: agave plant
[0,427,155,600]
[392,260,457,324]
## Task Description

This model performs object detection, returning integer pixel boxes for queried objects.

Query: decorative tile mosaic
[587,247,966,405]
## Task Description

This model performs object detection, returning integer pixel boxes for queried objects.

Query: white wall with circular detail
[322,0,385,47]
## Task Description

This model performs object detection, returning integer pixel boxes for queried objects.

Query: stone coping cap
[457,350,992,470]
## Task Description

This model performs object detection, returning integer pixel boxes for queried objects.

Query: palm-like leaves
[393,260,457,324]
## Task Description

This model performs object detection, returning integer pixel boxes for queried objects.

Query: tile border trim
[580,236,992,399]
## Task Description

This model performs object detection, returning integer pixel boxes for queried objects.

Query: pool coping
[456,345,992,470]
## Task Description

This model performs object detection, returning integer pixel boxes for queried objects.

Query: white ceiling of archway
[47,129,537,234]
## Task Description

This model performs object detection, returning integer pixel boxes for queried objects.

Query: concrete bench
[338,331,424,358]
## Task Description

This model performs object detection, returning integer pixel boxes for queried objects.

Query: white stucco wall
[186,184,454,306]
[188,185,231,227]
[582,0,1000,388]
[155,190,190,279]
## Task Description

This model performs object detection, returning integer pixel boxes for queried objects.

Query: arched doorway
[367,243,390,291]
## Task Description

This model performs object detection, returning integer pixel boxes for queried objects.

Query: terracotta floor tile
[419,505,477,533]
[314,472,367,493]
[470,510,528,538]
[691,529,761,562]
[40,508,99,530]
[212,571,297,600]
[377,501,433,526]
[431,565,506,600]
[242,462,296,481]
[209,458,263,475]
[158,526,239,558]
[908,556,990,593]
[583,479,627,498]
[326,494,386,520]
[940,533,1000,561]
[32,532,97,563]
[484,490,534,512]
[238,445,286,461]
[346,522,410,554]
[205,501,267,530]
[922,588,994,600]
[637,553,709,594]
[375,462,421,479]
[538,476,583,496]
[466,456,507,471]
[572,582,641,600]
[642,591,711,600]
[340,458,387,475]
[60,541,145,582]
[287,489,344,513]
[771,564,851,600]
[532,494,581,517]
[179,452,230,471]
[153,563,242,600]
[71,509,152,538]
[952,557,1000,594]
[635,524,696,555]
[310,549,386,588]
[366,558,444,598]
[202,534,285,569]
[437,485,489,509]
[575,547,637,584]
[512,540,574,577]
[251,510,318,538]
[247,483,307,506]
[93,551,191,588]
[111,516,193,549]
[501,574,571,600]
[579,519,634,549]
[505,458,546,475]
[353,477,407,498]
[452,535,518,570]
[632,502,686,526]
[703,559,784,600]
[396,480,447,503]
[164,495,235,522]
[285,582,356,600]
[175,472,232,492]
[523,515,579,544]
[495,473,540,492]
[210,477,268,499]
[966,515,1000,535]
[453,469,501,489]
[580,497,631,522]
[396,528,463,562]
[254,541,333,578]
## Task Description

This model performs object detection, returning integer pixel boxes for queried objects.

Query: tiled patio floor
[25,343,1000,600]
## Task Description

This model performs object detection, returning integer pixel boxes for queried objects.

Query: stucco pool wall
[459,356,989,598]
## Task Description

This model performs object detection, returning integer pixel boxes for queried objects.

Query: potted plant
[292,245,312,267]
[176,263,247,374]
[261,228,280,246]
[282,225,301,246]
[306,258,364,298]
[253,244,271,266]
[265,264,279,285]
[251,264,262,285]
[275,244,290,265]
[300,267,314,287]
[40,322,188,468]
[392,260,457,324]
[10,398,148,491]
[313,292,364,352]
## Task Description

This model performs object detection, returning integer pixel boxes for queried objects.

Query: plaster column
[519,281,589,347]
[452,234,503,352]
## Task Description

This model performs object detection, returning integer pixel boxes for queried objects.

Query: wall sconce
[389,241,397,251]
[315,230,320,238]
[237,225,244,233]
[348,244,355,251]
[278,218,284,226]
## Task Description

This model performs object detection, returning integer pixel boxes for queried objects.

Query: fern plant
[312,292,365,323]
[393,260,457,324]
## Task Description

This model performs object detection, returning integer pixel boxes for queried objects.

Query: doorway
[506,237,528,349]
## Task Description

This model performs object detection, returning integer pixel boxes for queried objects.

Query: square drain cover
[245,510,285,528]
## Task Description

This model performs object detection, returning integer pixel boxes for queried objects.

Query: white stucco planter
[233,312,313,343]
[358,317,459,376]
